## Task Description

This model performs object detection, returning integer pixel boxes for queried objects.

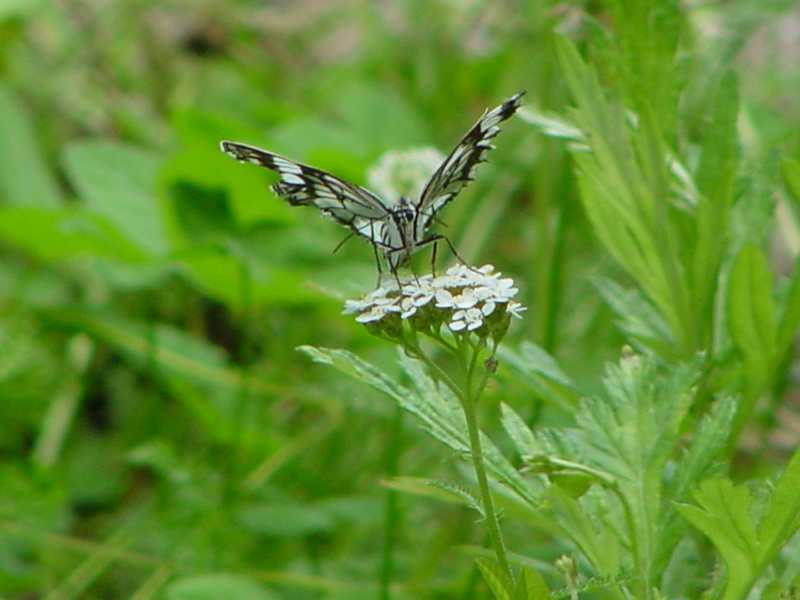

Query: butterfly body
[221,91,524,274]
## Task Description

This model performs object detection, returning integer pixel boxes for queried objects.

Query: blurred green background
[2,0,800,598]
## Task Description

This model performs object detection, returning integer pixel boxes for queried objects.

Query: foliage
[2,0,800,599]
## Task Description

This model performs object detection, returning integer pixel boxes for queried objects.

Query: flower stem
[461,345,515,586]
[405,335,513,585]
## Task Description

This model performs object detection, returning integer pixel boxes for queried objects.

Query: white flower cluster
[343,264,525,334]
[366,148,446,202]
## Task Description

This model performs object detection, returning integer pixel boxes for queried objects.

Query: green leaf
[63,141,169,257]
[672,396,736,500]
[553,36,689,350]
[168,180,238,245]
[0,206,148,262]
[694,70,739,205]
[727,244,777,401]
[239,496,380,537]
[676,478,758,599]
[539,351,699,589]
[48,310,280,445]
[332,84,428,156]
[300,346,542,508]
[782,156,800,207]
[691,70,738,325]
[776,252,800,354]
[500,402,540,458]
[517,107,585,142]
[164,573,279,600]
[672,440,800,600]
[514,565,550,599]
[166,110,293,230]
[238,503,335,537]
[177,249,317,309]
[593,277,677,357]
[0,82,63,207]
[386,476,476,506]
[497,341,580,411]
[544,485,621,577]
[757,446,800,566]
[476,558,513,600]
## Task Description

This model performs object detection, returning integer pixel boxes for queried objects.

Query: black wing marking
[416,91,525,229]
[220,142,390,241]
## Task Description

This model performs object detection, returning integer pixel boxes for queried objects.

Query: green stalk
[408,338,514,585]
[460,343,514,586]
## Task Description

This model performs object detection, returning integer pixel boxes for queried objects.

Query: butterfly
[220,91,524,276]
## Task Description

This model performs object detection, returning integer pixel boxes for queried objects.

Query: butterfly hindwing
[416,91,525,231]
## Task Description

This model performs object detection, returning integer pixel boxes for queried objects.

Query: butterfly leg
[418,233,478,271]
[372,243,386,287]
[430,240,439,275]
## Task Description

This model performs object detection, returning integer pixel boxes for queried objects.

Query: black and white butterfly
[220,91,524,275]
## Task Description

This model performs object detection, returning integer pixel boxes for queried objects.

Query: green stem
[460,343,514,586]
[406,334,513,585]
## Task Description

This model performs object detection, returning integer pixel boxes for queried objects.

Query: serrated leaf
[560,352,698,585]
[497,342,580,411]
[676,478,758,599]
[385,476,475,506]
[553,35,701,354]
[298,346,414,409]
[694,70,739,204]
[514,565,550,600]
[500,402,540,458]
[672,396,736,500]
[593,276,676,357]
[301,346,543,509]
[476,558,513,600]
[544,485,621,576]
[727,244,777,400]
[517,107,585,142]
[758,446,800,564]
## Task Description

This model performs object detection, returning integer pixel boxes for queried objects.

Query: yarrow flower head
[343,264,525,342]
[366,148,446,202]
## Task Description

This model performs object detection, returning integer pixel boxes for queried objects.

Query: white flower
[367,148,445,202]
[343,264,525,336]
[506,301,527,319]
[453,288,479,309]
[450,307,484,331]
[355,304,391,323]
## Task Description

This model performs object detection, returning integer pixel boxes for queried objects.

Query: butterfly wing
[220,141,390,244]
[415,92,525,232]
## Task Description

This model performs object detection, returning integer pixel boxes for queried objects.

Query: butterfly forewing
[220,141,389,228]
[416,91,525,232]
